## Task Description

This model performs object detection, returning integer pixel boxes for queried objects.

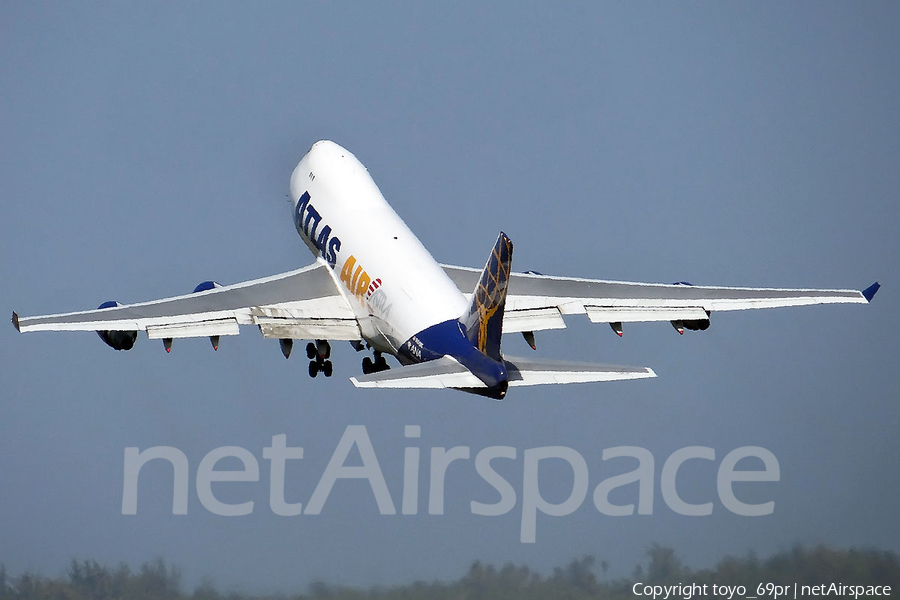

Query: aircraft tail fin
[460,231,513,361]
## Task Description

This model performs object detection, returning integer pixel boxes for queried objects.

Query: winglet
[11,311,20,332]
[862,282,880,303]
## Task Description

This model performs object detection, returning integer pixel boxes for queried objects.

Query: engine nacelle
[682,317,711,331]
[95,301,138,350]
[669,283,710,331]
[193,280,222,293]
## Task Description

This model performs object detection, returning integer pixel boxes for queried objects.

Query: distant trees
[0,557,184,600]
[646,543,683,583]
[0,544,896,600]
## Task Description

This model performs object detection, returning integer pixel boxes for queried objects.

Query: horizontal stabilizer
[350,355,655,392]
[351,357,483,389]
[504,356,656,386]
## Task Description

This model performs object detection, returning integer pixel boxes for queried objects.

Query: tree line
[0,544,897,600]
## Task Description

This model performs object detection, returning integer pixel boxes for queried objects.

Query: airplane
[11,140,880,399]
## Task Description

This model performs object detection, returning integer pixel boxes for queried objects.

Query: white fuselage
[288,140,469,354]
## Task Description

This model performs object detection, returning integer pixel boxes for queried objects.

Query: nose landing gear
[361,350,389,375]
[306,340,333,378]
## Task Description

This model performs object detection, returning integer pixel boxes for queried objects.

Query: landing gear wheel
[323,361,333,377]
[375,356,389,371]
[308,361,319,378]
[306,342,317,360]
[362,356,373,375]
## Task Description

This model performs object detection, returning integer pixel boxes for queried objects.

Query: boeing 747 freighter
[12,141,880,399]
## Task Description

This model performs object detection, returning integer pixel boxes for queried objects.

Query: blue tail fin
[461,232,513,361]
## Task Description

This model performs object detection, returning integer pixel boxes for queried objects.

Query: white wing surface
[350,356,656,390]
[351,357,484,389]
[441,265,878,334]
[13,262,362,342]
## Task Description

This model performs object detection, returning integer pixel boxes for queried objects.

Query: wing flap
[502,307,566,333]
[586,306,708,323]
[146,318,240,340]
[257,318,362,341]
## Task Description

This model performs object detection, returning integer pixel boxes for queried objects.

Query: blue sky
[1,2,898,593]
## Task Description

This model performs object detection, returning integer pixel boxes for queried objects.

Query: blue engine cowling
[193,281,222,293]
[96,301,138,350]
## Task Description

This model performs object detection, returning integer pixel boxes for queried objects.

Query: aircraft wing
[441,264,879,334]
[12,261,363,342]
[350,355,656,390]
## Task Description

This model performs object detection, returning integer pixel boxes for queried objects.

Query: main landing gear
[306,340,333,378]
[361,350,389,375]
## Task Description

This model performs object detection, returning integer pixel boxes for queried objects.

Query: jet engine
[95,301,138,350]
[668,283,710,332]
[682,318,711,331]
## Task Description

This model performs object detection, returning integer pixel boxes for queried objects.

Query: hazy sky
[1,2,898,593]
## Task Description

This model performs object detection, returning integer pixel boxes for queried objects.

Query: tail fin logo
[462,232,513,361]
